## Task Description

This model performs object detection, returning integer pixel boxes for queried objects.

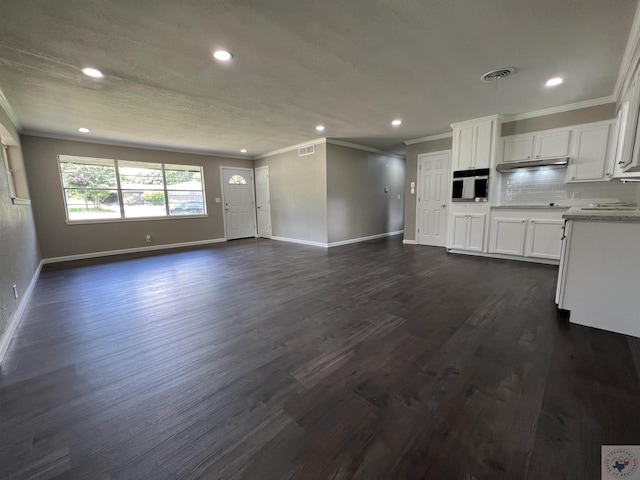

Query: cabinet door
[567,125,609,182]
[535,130,570,159]
[527,219,563,260]
[451,214,468,249]
[473,120,493,168]
[467,214,486,252]
[503,136,534,162]
[454,125,474,170]
[491,218,526,256]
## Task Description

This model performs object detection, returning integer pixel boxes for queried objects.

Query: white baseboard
[0,260,43,365]
[402,239,417,245]
[447,248,560,266]
[42,238,227,264]
[270,236,328,248]
[327,230,404,248]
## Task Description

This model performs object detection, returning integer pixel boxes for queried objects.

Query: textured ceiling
[0,0,636,157]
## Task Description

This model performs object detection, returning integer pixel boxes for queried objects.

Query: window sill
[12,197,31,206]
[65,214,209,225]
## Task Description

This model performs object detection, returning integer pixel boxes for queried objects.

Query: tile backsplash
[499,168,638,205]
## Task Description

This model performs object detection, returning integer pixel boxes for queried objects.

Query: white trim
[11,198,31,206]
[270,236,328,248]
[20,130,250,160]
[41,238,227,264]
[614,0,640,101]
[255,138,327,160]
[451,114,503,129]
[402,239,417,244]
[505,97,615,122]
[327,230,404,247]
[404,132,453,146]
[0,87,21,131]
[326,139,405,159]
[220,166,257,240]
[446,248,559,265]
[0,260,43,365]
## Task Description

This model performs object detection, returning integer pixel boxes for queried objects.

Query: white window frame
[58,156,207,224]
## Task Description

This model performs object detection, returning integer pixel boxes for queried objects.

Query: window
[228,174,247,184]
[58,156,206,222]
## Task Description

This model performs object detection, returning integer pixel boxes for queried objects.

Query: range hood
[496,157,569,172]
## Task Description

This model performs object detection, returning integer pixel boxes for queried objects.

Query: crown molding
[0,88,21,133]
[504,96,615,122]
[614,0,640,101]
[255,138,327,160]
[20,130,250,160]
[404,132,453,146]
[326,139,404,159]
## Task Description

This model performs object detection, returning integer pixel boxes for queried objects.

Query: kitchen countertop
[563,207,640,221]
[491,205,570,209]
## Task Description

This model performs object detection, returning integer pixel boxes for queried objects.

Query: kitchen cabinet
[452,116,499,170]
[526,219,564,259]
[502,130,570,163]
[451,213,485,251]
[566,123,610,182]
[491,217,527,256]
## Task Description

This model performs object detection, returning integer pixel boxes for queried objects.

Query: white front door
[417,151,450,247]
[255,166,272,238]
[221,167,255,240]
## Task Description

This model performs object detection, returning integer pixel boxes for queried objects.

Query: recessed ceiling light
[240,149,247,153]
[78,127,90,133]
[315,125,325,132]
[81,67,104,78]
[391,119,402,127]
[546,77,563,87]
[213,50,233,62]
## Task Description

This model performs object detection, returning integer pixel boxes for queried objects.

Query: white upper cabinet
[452,116,499,170]
[502,129,570,163]
[566,123,611,182]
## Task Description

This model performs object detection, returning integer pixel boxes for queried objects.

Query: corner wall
[403,137,452,242]
[326,143,404,244]
[254,143,328,244]
[21,135,253,259]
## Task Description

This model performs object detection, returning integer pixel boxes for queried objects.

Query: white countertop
[563,207,640,221]
[491,205,570,210]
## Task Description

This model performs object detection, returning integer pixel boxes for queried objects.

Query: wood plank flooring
[1,237,639,479]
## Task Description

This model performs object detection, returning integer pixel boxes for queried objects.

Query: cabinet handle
[619,161,625,165]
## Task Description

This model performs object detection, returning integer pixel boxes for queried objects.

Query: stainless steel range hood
[496,157,569,172]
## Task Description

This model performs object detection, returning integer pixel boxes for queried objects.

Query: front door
[221,167,255,240]
[255,166,272,238]
[417,151,450,247]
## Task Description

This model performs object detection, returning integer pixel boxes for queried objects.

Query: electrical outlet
[145,234,152,243]
[12,285,18,299]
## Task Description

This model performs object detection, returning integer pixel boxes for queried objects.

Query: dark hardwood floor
[1,237,639,480]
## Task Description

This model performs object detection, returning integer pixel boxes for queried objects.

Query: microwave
[452,168,489,202]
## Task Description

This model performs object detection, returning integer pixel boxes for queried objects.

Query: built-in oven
[452,168,490,202]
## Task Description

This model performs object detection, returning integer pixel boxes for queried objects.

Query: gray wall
[501,103,616,136]
[254,143,328,244]
[0,109,40,343]
[21,135,253,259]
[326,143,405,244]
[403,137,452,242]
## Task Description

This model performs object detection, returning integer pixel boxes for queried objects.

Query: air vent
[481,68,515,82]
[298,144,315,156]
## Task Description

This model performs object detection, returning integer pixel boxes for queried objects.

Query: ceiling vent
[481,68,516,82]
[298,144,315,157]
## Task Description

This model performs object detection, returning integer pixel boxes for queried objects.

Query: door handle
[257,206,261,209]
[441,204,446,208]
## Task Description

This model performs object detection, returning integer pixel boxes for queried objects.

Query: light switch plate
[215,198,221,203]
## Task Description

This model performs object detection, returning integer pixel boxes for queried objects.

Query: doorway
[221,167,256,240]
[254,166,272,238]
[416,151,450,247]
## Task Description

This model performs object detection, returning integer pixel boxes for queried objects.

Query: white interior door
[417,151,450,246]
[255,166,272,238]
[221,167,255,240]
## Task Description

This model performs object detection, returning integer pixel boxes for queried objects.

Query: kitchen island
[556,207,640,338]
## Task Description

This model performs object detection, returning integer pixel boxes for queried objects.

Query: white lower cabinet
[489,209,566,262]
[451,213,486,251]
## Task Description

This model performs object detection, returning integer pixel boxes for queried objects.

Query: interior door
[255,166,272,238]
[221,167,255,240]
[417,151,450,247]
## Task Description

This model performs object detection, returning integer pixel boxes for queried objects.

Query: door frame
[254,165,272,238]
[219,166,257,240]
[415,150,452,245]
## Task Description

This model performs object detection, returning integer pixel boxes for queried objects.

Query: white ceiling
[0,0,637,157]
